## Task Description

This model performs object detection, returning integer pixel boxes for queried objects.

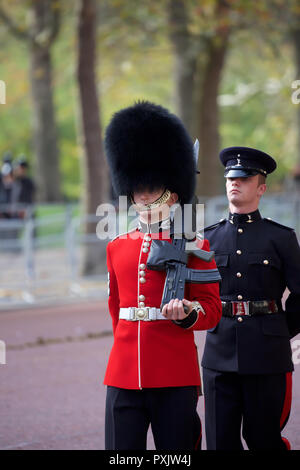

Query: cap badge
[235,156,242,167]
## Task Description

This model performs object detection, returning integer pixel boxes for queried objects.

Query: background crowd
[0,151,35,220]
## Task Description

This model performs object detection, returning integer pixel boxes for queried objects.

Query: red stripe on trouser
[195,420,202,450]
[282,437,291,451]
[280,372,292,430]
[280,372,292,450]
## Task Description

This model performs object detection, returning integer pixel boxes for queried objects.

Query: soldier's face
[132,188,178,223]
[226,175,266,207]
[133,188,165,206]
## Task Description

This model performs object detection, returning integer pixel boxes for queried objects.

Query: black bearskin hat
[104,101,196,204]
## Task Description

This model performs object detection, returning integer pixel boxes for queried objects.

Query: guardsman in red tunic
[103,101,222,450]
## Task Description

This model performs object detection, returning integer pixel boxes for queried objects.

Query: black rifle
[146,140,220,313]
[147,236,221,313]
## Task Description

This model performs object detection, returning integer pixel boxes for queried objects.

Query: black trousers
[202,368,292,450]
[105,386,201,450]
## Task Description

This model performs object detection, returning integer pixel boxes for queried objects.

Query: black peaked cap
[220,146,277,178]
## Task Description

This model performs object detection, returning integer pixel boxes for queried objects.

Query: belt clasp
[134,307,150,321]
[233,301,250,316]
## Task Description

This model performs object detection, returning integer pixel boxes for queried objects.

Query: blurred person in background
[13,156,36,219]
[0,150,14,217]
[0,161,15,219]
[0,161,19,244]
[0,153,35,246]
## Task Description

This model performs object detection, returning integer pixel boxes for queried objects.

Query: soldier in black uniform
[202,147,300,450]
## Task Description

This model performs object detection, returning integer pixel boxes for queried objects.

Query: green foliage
[0,28,31,158]
[0,0,299,198]
[221,29,297,189]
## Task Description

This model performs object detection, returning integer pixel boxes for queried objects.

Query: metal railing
[0,204,108,308]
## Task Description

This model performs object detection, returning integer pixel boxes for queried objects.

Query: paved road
[0,300,299,450]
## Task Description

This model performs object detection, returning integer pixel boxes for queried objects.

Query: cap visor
[224,169,259,178]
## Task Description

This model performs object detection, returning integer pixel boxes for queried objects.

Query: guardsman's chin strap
[131,189,171,212]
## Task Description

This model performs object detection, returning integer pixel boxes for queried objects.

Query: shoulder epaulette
[204,219,226,231]
[263,218,294,231]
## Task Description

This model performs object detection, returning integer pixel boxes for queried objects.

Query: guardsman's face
[133,188,165,206]
[226,175,266,207]
[132,188,178,223]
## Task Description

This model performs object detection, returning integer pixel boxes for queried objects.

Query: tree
[290,7,300,179]
[167,0,197,137]
[240,0,300,185]
[0,0,62,202]
[195,1,231,197]
[76,0,109,275]
[168,0,231,197]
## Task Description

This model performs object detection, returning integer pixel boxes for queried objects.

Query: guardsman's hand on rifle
[162,298,193,320]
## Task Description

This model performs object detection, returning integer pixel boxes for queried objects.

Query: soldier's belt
[222,300,280,317]
[119,307,168,321]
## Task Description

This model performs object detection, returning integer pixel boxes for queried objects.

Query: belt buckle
[233,301,250,316]
[134,307,150,321]
[270,300,278,314]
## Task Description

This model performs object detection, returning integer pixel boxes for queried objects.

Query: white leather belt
[119,307,168,321]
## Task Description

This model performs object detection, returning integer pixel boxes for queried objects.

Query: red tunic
[104,228,222,389]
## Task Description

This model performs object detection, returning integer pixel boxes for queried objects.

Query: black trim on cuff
[173,309,198,329]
